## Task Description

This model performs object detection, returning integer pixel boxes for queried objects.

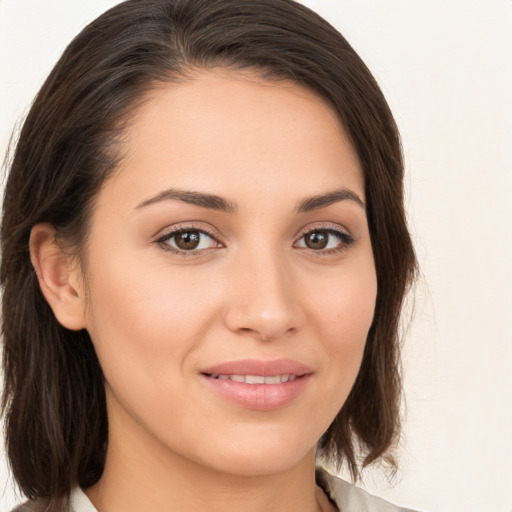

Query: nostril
[222,291,305,341]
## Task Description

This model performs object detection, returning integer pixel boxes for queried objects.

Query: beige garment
[317,469,419,512]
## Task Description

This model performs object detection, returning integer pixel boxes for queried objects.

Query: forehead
[103,69,364,209]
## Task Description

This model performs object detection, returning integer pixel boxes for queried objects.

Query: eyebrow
[297,188,365,212]
[136,187,364,213]
[136,188,238,213]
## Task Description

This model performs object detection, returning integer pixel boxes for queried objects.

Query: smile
[200,359,312,410]
[208,374,297,384]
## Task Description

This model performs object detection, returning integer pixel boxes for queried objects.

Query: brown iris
[174,230,201,250]
[304,230,330,250]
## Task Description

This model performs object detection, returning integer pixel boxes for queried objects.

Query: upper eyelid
[295,229,352,245]
[294,222,352,240]
[154,223,222,242]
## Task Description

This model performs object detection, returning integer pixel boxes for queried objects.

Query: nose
[222,247,305,341]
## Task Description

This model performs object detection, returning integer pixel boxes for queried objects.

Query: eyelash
[294,225,356,254]
[155,225,222,255]
[155,224,355,256]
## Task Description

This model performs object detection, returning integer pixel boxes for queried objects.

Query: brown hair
[1,0,416,510]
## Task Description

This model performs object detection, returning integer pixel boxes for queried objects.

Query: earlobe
[29,223,87,331]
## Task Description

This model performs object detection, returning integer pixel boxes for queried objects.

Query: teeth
[212,374,298,384]
[246,375,265,384]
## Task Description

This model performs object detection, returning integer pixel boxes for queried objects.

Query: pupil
[306,231,328,250]
[176,231,200,250]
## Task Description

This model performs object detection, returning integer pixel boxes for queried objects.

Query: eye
[157,228,220,253]
[295,228,354,252]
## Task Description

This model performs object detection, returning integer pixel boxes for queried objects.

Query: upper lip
[201,358,313,377]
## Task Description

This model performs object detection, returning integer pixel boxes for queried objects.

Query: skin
[31,70,377,512]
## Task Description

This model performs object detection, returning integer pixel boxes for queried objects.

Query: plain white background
[1,1,511,511]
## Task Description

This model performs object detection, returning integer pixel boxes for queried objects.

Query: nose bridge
[223,240,302,340]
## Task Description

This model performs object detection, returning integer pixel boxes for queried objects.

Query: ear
[29,223,87,331]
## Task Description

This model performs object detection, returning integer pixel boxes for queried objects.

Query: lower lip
[201,374,311,411]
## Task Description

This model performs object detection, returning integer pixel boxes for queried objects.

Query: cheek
[82,257,215,437]
[82,249,219,386]
[308,257,377,339]
[307,258,377,390]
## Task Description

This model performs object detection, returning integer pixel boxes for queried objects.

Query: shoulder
[10,501,46,512]
[10,488,97,512]
[316,468,420,512]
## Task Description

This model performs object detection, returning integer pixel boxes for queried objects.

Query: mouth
[200,359,312,410]
[204,373,299,384]
[201,358,312,378]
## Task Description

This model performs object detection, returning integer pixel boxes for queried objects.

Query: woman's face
[79,70,377,476]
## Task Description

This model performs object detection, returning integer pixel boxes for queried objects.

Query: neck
[86,449,328,512]
[85,399,335,512]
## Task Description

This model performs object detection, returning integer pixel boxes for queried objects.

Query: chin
[202,449,314,478]
[182,427,319,477]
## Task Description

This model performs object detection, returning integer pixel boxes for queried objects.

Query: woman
[1,0,417,511]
